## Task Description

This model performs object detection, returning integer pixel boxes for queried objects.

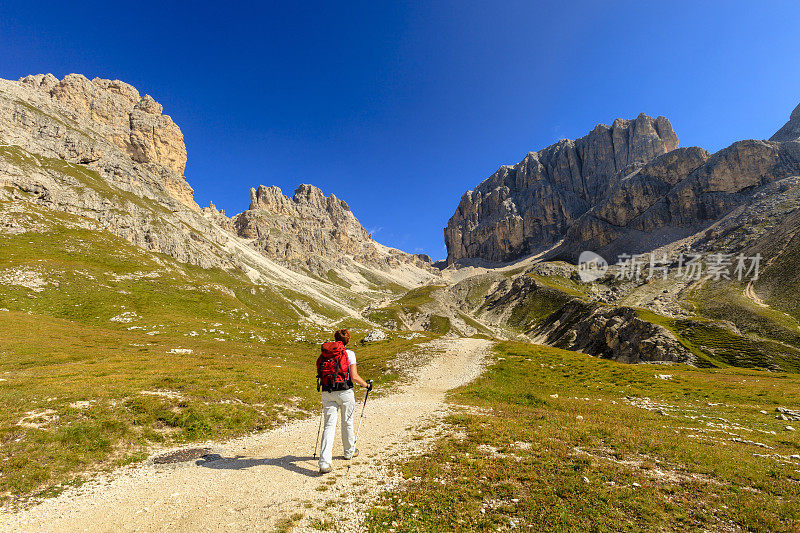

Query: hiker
[316,328,372,474]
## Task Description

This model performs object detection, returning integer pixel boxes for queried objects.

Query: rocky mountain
[5,72,800,372]
[771,102,800,142]
[0,73,435,306]
[230,183,432,276]
[447,104,800,267]
[557,138,800,261]
[444,114,679,264]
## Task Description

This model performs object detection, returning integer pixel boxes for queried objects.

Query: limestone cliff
[771,102,800,143]
[231,184,433,276]
[0,74,434,289]
[11,73,193,207]
[557,139,800,260]
[444,114,678,264]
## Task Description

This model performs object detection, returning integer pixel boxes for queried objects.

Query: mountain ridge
[0,73,435,294]
[444,113,679,264]
[447,102,800,268]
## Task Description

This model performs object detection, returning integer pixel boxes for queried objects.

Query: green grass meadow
[368,342,800,532]
[0,204,434,502]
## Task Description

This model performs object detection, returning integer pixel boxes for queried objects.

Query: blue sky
[2,1,800,260]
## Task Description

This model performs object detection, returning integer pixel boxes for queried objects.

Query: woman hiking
[316,328,372,474]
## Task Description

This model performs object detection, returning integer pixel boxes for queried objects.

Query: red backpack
[316,341,352,392]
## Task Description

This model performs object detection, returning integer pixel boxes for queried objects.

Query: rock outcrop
[771,102,800,143]
[201,201,234,232]
[234,184,372,260]
[557,139,800,260]
[0,73,438,294]
[444,114,679,264]
[232,184,433,275]
[532,299,695,364]
[14,73,193,207]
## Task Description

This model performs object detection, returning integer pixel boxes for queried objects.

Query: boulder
[361,330,388,343]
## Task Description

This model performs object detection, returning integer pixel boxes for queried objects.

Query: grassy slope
[369,342,800,532]
[0,203,434,501]
[504,282,577,334]
[634,280,800,372]
[364,284,448,330]
[690,280,800,348]
[755,229,800,322]
[480,265,800,372]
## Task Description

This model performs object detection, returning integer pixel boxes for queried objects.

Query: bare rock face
[0,74,246,272]
[129,98,187,175]
[12,73,192,208]
[232,184,432,274]
[771,102,800,142]
[445,114,678,264]
[557,139,800,259]
[533,299,695,364]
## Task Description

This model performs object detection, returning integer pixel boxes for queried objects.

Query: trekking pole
[313,409,323,459]
[353,380,373,450]
[347,381,373,478]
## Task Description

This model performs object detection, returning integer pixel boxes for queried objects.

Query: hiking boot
[344,449,359,460]
[319,462,332,474]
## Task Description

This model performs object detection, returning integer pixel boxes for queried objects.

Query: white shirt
[346,349,357,366]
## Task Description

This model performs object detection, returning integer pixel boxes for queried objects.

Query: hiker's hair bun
[334,329,351,346]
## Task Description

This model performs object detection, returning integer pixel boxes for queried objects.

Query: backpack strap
[340,349,352,388]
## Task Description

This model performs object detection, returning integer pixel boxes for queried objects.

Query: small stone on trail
[787,426,796,431]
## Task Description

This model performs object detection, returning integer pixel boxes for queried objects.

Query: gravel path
[1,338,492,532]
[744,281,767,308]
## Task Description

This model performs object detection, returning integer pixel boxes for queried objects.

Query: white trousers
[319,388,356,467]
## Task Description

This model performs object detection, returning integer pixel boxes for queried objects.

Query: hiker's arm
[349,364,369,388]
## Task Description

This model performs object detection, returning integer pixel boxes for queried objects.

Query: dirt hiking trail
[1,338,492,532]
